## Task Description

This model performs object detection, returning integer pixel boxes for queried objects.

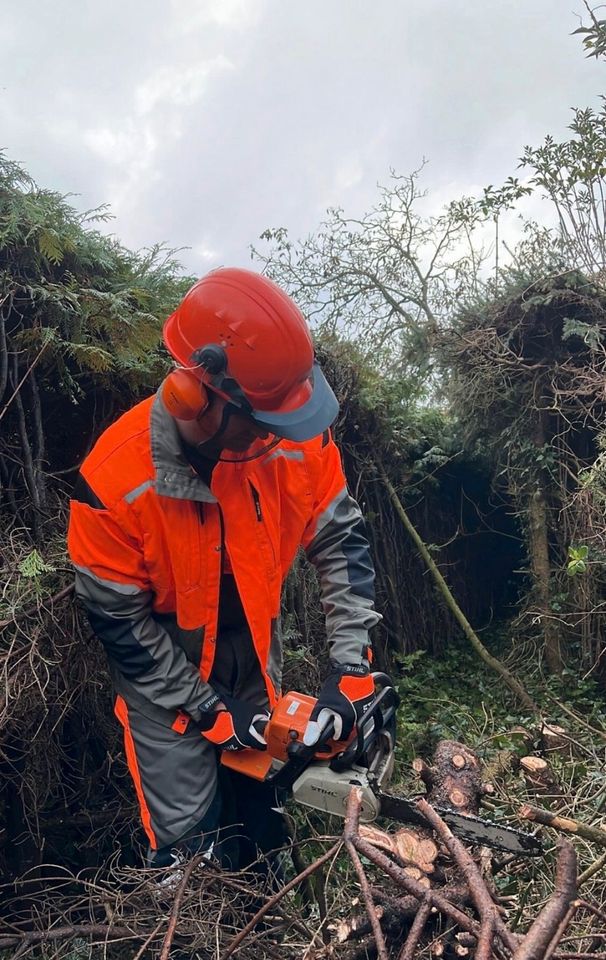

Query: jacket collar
[150,392,217,503]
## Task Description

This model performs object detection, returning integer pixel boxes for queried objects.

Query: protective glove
[199,694,270,751]
[303,663,375,746]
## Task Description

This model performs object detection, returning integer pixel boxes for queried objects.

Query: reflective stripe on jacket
[67,392,380,726]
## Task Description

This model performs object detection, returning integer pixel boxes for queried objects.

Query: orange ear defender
[161,368,210,421]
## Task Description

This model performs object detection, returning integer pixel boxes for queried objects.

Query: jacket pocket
[248,480,278,574]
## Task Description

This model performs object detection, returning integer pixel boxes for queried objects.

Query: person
[67,267,380,873]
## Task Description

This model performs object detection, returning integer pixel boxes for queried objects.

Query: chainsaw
[222,673,542,857]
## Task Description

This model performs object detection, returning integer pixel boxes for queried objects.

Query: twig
[578,850,606,885]
[475,915,495,960]
[398,897,431,960]
[0,925,135,949]
[576,899,606,925]
[417,798,516,954]
[346,841,388,960]
[542,901,577,960]
[159,854,204,960]
[219,840,342,960]
[343,786,364,841]
[512,839,577,960]
[0,584,74,630]
[0,340,50,424]
[131,919,164,960]
[555,954,606,959]
[344,789,388,960]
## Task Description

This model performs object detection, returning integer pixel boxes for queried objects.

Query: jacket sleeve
[67,474,220,722]
[301,434,381,665]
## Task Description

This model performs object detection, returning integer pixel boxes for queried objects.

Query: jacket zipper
[248,480,263,521]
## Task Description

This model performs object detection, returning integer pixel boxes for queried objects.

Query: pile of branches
[316,344,519,664]
[2,789,605,960]
[444,269,606,675]
[3,736,606,960]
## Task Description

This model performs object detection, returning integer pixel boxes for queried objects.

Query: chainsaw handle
[267,715,335,790]
[329,680,399,773]
[268,674,399,791]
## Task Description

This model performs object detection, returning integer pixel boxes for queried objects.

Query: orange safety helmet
[162,268,338,442]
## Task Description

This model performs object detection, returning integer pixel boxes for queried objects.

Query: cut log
[359,825,438,876]
[540,723,573,758]
[519,804,606,847]
[358,824,396,857]
[520,756,558,794]
[448,788,468,808]
[412,757,432,786]
[412,740,483,816]
[417,838,440,865]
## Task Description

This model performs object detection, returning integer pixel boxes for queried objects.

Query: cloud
[0,0,602,275]
[135,57,234,114]
[170,0,267,31]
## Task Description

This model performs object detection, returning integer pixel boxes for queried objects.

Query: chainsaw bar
[377,792,542,857]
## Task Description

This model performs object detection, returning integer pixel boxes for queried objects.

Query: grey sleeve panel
[74,567,217,721]
[305,489,382,664]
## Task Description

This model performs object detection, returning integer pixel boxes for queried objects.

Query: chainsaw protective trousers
[116,624,286,866]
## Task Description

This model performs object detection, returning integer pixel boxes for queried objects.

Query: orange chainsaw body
[220,690,355,780]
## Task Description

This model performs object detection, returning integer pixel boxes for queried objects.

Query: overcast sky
[1,1,602,275]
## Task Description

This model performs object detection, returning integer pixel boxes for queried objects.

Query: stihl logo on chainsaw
[309,784,341,798]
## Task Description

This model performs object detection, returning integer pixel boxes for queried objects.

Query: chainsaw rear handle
[330,678,399,773]
[268,673,399,791]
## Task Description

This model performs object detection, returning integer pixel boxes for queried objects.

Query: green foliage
[18,548,56,579]
[392,644,535,769]
[561,316,604,350]
[573,4,606,59]
[391,635,606,814]
[0,152,192,398]
[475,177,533,218]
[0,152,193,527]
[567,544,589,577]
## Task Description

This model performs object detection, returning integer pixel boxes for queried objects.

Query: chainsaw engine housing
[292,765,380,821]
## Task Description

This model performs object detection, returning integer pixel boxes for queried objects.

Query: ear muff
[161,369,209,421]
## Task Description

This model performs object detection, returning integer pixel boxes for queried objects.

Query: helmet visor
[249,363,339,442]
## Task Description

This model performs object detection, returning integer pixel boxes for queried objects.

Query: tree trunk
[527,404,563,673]
[379,466,538,714]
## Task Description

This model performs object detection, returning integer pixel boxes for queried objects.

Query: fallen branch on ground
[519,804,606,848]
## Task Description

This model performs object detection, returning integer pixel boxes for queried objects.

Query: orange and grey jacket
[67,393,380,727]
